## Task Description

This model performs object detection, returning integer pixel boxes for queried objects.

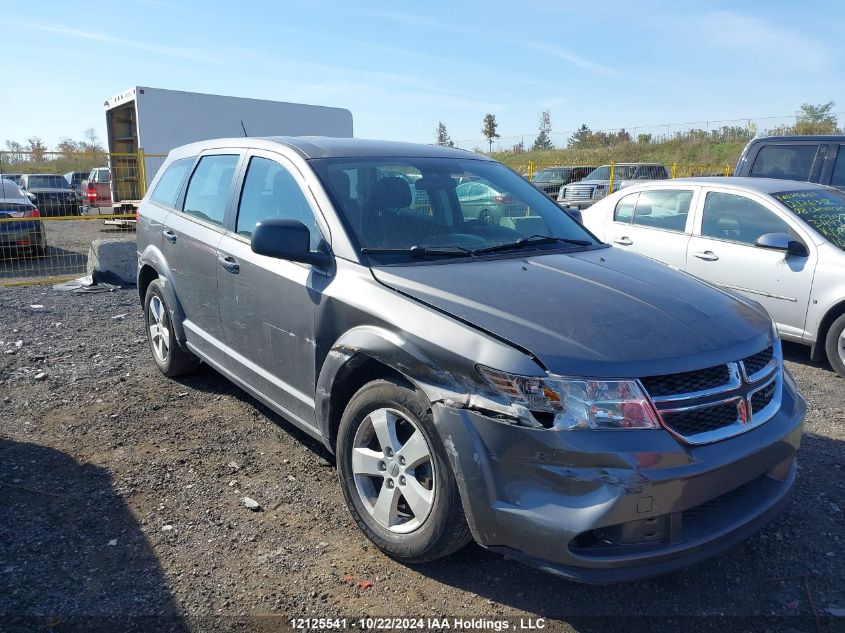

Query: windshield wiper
[360,245,473,259]
[471,235,593,255]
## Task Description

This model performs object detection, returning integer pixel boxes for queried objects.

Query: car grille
[743,347,774,377]
[640,343,781,444]
[562,184,594,200]
[640,364,730,397]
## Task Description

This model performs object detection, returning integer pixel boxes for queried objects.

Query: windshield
[28,175,69,189]
[0,179,25,200]
[773,189,845,250]
[311,157,599,263]
[533,169,568,182]
[585,165,636,181]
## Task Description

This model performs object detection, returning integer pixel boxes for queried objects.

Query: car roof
[169,136,491,161]
[747,135,845,143]
[646,176,835,194]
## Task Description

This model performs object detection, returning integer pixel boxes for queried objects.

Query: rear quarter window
[149,158,194,208]
[614,192,638,222]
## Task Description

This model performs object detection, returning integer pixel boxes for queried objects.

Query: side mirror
[563,207,583,224]
[251,219,328,266]
[755,232,808,257]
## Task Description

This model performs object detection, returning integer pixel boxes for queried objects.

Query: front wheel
[336,378,472,563]
[824,313,845,379]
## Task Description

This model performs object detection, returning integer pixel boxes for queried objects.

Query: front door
[686,188,816,339]
[216,151,330,427]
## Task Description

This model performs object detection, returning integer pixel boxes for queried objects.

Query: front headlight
[477,366,661,430]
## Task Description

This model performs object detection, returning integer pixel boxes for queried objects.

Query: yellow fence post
[608,161,615,194]
[671,162,677,179]
[528,160,534,181]
[724,162,731,177]
[138,148,148,197]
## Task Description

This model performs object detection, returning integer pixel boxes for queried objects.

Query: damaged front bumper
[432,370,805,583]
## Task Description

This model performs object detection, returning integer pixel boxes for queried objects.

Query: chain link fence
[0,150,164,286]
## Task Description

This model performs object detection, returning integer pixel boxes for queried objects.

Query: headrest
[372,176,412,209]
[635,204,652,216]
[329,171,350,197]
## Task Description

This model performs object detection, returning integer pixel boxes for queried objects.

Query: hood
[371,248,773,378]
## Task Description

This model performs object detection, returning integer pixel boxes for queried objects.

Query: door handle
[217,254,240,274]
[613,236,633,246]
[693,250,719,261]
[162,229,177,243]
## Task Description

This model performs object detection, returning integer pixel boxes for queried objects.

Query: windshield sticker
[774,190,845,249]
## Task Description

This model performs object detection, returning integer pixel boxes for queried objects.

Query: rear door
[163,151,243,366]
[603,186,698,269]
[685,188,817,338]
[216,150,330,427]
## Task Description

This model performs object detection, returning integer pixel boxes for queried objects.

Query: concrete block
[86,238,137,284]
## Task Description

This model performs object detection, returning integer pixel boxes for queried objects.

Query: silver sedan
[580,176,845,377]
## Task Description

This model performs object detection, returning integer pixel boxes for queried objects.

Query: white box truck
[101,86,353,220]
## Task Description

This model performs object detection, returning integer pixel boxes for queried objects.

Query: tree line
[435,102,842,153]
[3,129,104,164]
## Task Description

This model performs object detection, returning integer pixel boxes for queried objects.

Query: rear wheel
[337,378,472,563]
[824,313,845,379]
[144,279,199,377]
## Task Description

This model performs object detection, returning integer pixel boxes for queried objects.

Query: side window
[701,192,791,245]
[149,157,194,208]
[750,145,821,181]
[236,156,321,248]
[831,146,845,189]
[614,192,638,223]
[632,190,693,232]
[182,154,239,226]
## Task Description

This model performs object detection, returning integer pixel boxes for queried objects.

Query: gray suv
[137,137,805,582]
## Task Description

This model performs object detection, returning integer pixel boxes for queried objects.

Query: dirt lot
[0,285,843,632]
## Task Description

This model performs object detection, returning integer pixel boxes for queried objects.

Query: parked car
[18,174,79,216]
[455,180,528,225]
[735,135,845,191]
[0,178,45,256]
[1,173,22,186]
[557,163,670,209]
[137,137,804,583]
[82,167,112,212]
[580,176,845,377]
[531,165,596,198]
[64,171,89,196]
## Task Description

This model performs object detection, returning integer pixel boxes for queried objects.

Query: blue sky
[2,0,843,149]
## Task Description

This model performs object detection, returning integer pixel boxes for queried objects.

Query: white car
[580,176,845,377]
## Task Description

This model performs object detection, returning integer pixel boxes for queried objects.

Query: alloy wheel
[839,330,845,365]
[351,407,436,533]
[148,295,170,363]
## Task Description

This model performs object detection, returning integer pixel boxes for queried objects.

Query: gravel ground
[0,285,843,632]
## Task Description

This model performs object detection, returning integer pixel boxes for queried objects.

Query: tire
[336,378,472,563]
[824,313,845,379]
[144,279,200,377]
